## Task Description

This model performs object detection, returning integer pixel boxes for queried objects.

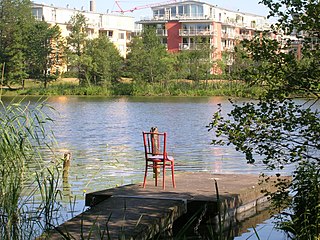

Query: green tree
[0,0,35,87]
[82,35,123,86]
[208,0,320,238]
[126,26,171,83]
[66,13,88,85]
[178,37,212,81]
[25,21,62,88]
[224,45,254,80]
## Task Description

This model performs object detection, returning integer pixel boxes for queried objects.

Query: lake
[2,96,294,239]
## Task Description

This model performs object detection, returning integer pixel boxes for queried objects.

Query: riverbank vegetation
[7,79,266,98]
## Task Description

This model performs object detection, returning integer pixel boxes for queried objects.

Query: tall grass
[3,80,266,98]
[14,84,113,96]
[0,98,64,239]
[131,80,266,98]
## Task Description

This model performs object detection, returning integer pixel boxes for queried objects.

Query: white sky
[35,0,272,20]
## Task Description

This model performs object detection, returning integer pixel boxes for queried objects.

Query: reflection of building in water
[210,146,224,173]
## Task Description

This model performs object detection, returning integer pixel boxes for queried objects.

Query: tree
[0,0,35,87]
[224,45,254,80]
[25,21,62,88]
[177,37,212,81]
[82,35,123,86]
[126,26,172,83]
[66,13,88,85]
[208,0,320,238]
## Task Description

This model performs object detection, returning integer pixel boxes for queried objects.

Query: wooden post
[62,152,71,196]
[63,152,71,180]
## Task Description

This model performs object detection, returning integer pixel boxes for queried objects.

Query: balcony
[179,29,214,36]
[238,34,253,40]
[222,46,235,52]
[179,43,211,50]
[221,33,236,39]
[156,29,168,36]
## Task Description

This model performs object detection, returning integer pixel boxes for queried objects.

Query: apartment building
[137,0,270,62]
[32,1,135,58]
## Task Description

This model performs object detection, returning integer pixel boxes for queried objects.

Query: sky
[35,0,272,20]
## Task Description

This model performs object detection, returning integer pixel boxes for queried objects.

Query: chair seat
[147,155,174,161]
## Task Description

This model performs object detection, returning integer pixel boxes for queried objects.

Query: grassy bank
[2,78,267,98]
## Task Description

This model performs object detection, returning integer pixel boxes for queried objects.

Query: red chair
[142,131,176,190]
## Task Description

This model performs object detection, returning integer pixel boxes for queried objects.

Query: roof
[151,0,266,18]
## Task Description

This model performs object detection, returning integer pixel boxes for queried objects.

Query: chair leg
[154,162,158,187]
[171,162,176,188]
[143,163,148,188]
[162,162,166,190]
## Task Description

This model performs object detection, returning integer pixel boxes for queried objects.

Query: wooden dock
[48,172,290,239]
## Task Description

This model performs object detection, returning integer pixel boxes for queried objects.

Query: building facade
[138,0,270,65]
[32,2,135,58]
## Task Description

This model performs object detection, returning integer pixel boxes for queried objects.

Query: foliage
[126,26,171,83]
[209,98,320,168]
[5,79,264,97]
[175,37,212,81]
[82,36,123,86]
[0,0,35,87]
[208,0,320,238]
[225,45,254,80]
[278,161,320,239]
[25,21,62,88]
[0,0,63,89]
[65,15,123,87]
[0,99,63,239]
[66,13,88,85]
[66,13,88,58]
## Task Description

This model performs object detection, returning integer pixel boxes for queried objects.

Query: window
[51,10,56,21]
[153,10,159,16]
[198,5,203,16]
[183,5,190,16]
[119,32,125,39]
[108,31,113,37]
[156,24,164,29]
[159,8,165,16]
[210,8,215,18]
[171,7,176,17]
[178,5,183,15]
[32,8,43,20]
[191,5,197,17]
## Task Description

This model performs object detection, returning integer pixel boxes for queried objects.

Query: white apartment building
[32,1,135,58]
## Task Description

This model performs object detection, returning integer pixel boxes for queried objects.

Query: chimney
[90,0,96,12]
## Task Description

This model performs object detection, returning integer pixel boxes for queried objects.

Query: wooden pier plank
[49,196,186,239]
[49,173,290,239]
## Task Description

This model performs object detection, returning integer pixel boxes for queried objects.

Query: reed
[0,98,64,239]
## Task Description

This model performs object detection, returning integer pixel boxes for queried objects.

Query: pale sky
[35,0,272,19]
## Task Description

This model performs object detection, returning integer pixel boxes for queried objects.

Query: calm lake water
[3,96,300,239]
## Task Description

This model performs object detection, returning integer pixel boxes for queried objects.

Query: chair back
[143,132,167,159]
